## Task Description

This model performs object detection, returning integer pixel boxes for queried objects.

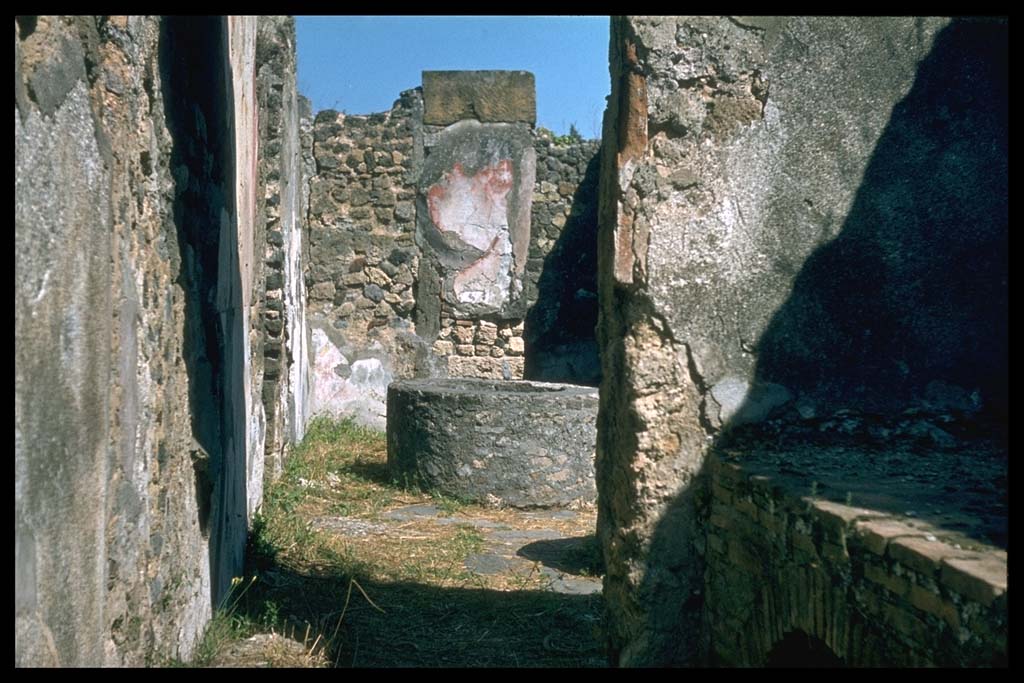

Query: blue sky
[295,16,610,139]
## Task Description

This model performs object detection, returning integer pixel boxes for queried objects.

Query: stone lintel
[422,70,536,125]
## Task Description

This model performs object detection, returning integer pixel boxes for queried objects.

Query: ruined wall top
[422,70,536,126]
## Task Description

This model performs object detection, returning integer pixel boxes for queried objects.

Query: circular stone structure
[386,378,599,508]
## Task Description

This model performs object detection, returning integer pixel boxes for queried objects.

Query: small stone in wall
[490,347,504,358]
[457,344,475,356]
[387,248,412,266]
[364,284,385,303]
[394,201,414,221]
[366,267,391,287]
[433,340,454,356]
[476,321,498,344]
[309,281,336,301]
[343,271,366,286]
[394,266,414,286]
[394,297,415,315]
[454,325,475,345]
[507,337,525,355]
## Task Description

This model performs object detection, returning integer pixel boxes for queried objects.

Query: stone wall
[524,134,602,384]
[15,15,310,666]
[256,17,313,476]
[305,90,423,429]
[304,73,601,427]
[596,16,1008,666]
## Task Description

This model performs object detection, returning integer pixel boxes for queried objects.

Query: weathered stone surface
[888,535,966,576]
[851,519,924,556]
[387,379,597,507]
[16,16,312,666]
[446,355,524,380]
[940,554,1007,606]
[596,15,1007,667]
[417,119,535,319]
[256,16,313,472]
[422,70,536,125]
[310,324,393,430]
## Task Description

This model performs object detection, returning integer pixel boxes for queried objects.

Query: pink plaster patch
[427,160,513,250]
[426,159,518,312]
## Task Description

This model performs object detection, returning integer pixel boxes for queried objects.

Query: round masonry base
[386,378,599,508]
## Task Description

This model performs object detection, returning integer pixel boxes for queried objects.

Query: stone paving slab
[468,524,603,596]
[486,528,565,544]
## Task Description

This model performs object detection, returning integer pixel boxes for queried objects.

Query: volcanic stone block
[422,70,536,125]
[387,379,597,507]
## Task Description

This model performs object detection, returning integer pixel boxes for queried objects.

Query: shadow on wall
[524,151,602,386]
[752,19,1008,421]
[159,16,248,608]
[637,18,1007,666]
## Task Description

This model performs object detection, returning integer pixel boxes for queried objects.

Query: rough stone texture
[422,70,536,125]
[304,91,427,429]
[256,17,313,475]
[417,119,535,320]
[304,73,601,423]
[524,134,601,385]
[15,15,309,666]
[704,453,1007,666]
[596,16,1007,666]
[387,379,598,508]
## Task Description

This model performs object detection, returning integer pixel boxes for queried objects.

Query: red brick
[888,535,965,576]
[940,554,1007,606]
[908,584,960,629]
[810,499,885,538]
[863,562,910,597]
[850,518,922,556]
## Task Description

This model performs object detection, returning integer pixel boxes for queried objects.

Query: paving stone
[485,528,565,545]
[538,567,602,595]
[465,553,518,575]
[381,504,442,521]
[851,519,924,556]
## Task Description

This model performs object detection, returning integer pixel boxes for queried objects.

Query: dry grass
[190,416,606,668]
